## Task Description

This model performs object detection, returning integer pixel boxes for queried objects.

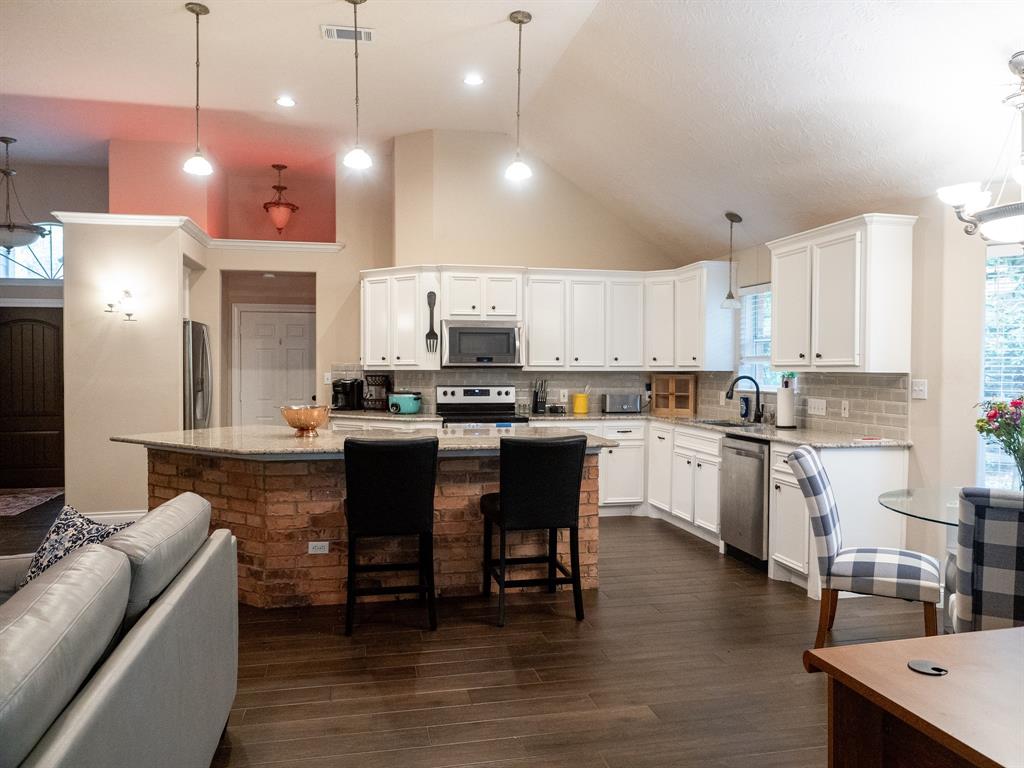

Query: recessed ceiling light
[463,72,484,86]
[275,95,296,107]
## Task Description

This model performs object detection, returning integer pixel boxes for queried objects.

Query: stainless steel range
[434,385,528,426]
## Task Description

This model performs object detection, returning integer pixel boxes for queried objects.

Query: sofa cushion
[0,545,130,768]
[102,492,212,622]
[18,505,134,587]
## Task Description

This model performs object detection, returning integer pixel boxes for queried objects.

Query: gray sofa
[0,493,237,768]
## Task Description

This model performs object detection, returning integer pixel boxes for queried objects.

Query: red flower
[987,409,999,421]
[1011,399,1023,409]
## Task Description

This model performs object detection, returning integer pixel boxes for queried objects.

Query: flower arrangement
[975,395,1024,489]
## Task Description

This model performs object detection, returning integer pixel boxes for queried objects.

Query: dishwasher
[720,435,770,561]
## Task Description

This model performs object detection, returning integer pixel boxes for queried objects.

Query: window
[0,223,63,280]
[737,289,782,390]
[980,245,1024,488]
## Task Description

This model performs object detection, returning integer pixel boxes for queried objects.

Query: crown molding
[51,213,344,252]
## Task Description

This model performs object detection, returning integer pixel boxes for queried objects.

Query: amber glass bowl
[280,405,330,437]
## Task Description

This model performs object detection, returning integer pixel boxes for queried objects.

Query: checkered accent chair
[955,487,1024,633]
[787,445,941,603]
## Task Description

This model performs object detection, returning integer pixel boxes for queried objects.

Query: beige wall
[11,162,108,223]
[62,220,186,513]
[394,130,675,270]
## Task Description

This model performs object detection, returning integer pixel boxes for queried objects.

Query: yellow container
[572,393,590,415]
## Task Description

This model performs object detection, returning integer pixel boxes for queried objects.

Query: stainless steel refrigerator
[183,320,212,430]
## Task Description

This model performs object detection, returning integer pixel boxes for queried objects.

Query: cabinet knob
[614,356,619,361]
[697,462,702,468]
[686,460,692,465]
[652,356,658,362]
[774,484,781,491]
[574,357,579,361]
[491,305,496,310]
[396,356,401,360]
[782,458,789,464]
[472,305,477,310]
[815,352,822,359]
[799,353,806,359]
[608,449,614,454]
[692,356,697,361]
[381,356,386,360]
[555,356,560,361]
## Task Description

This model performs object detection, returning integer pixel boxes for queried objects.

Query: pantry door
[235,306,315,425]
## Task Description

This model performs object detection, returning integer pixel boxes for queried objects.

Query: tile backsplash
[331,364,910,440]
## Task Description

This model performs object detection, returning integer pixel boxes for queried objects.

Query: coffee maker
[331,378,364,410]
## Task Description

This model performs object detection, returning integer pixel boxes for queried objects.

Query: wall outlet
[841,400,850,418]
[807,397,827,417]
[911,379,928,400]
[559,389,568,403]
[307,541,330,555]
[322,372,332,385]
[719,391,726,406]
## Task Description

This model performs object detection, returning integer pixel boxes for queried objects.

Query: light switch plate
[911,379,928,400]
[719,391,726,406]
[308,541,330,555]
[323,372,332,385]
[559,389,568,403]
[841,400,850,418]
[807,397,827,417]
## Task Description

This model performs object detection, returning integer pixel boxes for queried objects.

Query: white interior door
[238,310,316,425]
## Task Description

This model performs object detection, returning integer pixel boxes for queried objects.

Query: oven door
[442,321,522,367]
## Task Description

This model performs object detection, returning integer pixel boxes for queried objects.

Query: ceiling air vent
[320,25,374,43]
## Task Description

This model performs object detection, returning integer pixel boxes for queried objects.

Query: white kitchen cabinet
[607,279,643,367]
[770,245,812,367]
[360,268,441,370]
[670,449,695,522]
[646,423,673,511]
[644,278,674,368]
[526,277,566,367]
[442,271,522,319]
[600,423,645,505]
[362,276,390,366]
[389,273,421,367]
[569,279,606,366]
[692,457,721,534]
[770,476,810,575]
[768,214,916,373]
[674,262,735,371]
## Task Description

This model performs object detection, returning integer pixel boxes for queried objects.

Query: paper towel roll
[777,385,796,429]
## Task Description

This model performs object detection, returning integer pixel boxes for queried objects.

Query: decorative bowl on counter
[280,405,331,436]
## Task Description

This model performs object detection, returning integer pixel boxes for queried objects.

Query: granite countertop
[112,424,615,459]
[329,409,442,422]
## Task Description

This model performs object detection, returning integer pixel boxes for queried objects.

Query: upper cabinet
[768,214,916,373]
[568,278,606,366]
[360,268,441,370]
[643,278,675,368]
[526,276,566,367]
[606,279,643,367]
[441,270,521,319]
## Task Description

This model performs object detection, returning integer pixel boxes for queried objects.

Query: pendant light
[721,211,743,310]
[183,3,213,176]
[341,0,372,170]
[504,10,533,182]
[0,137,48,253]
[263,164,299,234]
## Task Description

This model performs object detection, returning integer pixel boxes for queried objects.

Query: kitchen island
[112,425,612,608]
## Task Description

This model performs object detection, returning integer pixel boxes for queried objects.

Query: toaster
[602,394,643,413]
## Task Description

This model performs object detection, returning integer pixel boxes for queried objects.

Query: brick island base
[148,450,599,608]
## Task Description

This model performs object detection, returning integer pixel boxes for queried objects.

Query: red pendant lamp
[262,164,299,234]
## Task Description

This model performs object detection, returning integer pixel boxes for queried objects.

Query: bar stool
[343,437,439,636]
[481,435,588,627]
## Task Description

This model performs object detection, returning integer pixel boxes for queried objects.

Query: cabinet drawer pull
[616,429,633,434]
[657,435,666,441]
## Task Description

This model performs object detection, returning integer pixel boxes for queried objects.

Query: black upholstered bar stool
[481,435,588,627]
[342,437,439,636]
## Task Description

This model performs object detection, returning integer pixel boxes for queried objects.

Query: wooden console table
[804,628,1023,767]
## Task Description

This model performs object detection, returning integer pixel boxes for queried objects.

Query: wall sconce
[105,289,138,321]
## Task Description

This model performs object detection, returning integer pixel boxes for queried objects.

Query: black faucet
[725,376,763,423]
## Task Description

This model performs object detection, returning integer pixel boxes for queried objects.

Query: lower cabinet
[646,424,673,511]
[692,457,721,534]
[770,476,809,574]
[670,449,694,522]
[600,441,645,504]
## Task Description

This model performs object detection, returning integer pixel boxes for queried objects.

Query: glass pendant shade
[978,213,1024,243]
[183,152,213,176]
[0,224,44,252]
[937,182,981,207]
[343,146,373,170]
[505,159,533,181]
[266,205,293,233]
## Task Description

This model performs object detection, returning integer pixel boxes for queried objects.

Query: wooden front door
[0,308,64,487]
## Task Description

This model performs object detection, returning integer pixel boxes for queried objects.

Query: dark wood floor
[0,494,64,555]
[214,516,927,768]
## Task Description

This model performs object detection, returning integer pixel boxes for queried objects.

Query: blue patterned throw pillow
[18,506,135,587]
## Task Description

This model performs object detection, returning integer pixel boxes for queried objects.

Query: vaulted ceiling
[2,0,1022,259]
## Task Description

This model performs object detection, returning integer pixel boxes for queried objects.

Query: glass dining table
[878,487,961,632]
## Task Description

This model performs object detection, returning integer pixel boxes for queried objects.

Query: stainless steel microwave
[442,321,522,367]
